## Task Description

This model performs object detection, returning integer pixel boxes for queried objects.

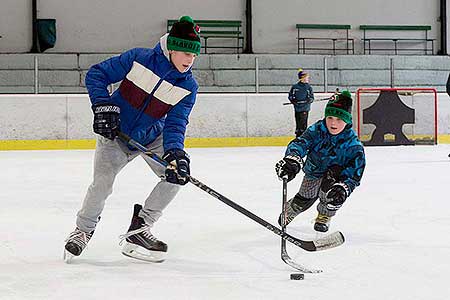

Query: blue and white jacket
[85,34,198,151]
[285,120,366,194]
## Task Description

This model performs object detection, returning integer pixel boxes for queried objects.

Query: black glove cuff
[93,104,120,114]
[285,155,303,169]
[163,149,190,164]
[330,183,350,197]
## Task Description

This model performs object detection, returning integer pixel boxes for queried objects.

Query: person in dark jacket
[288,69,315,137]
[275,90,365,232]
[64,16,201,263]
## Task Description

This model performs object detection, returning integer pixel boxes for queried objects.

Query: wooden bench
[167,19,244,54]
[360,25,434,55]
[296,24,354,55]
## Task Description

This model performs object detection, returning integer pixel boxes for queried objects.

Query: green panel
[196,23,241,28]
[360,25,431,30]
[296,24,351,30]
[168,20,241,27]
[201,31,241,35]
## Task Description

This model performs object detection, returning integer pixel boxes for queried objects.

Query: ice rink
[1,144,450,300]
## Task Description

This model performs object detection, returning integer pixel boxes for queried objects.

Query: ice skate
[314,213,331,233]
[119,204,168,263]
[64,227,94,263]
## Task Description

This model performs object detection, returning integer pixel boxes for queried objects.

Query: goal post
[356,87,438,146]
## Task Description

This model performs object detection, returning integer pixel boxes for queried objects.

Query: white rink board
[0,93,448,141]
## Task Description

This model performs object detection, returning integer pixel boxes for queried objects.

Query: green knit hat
[167,16,201,56]
[324,90,353,124]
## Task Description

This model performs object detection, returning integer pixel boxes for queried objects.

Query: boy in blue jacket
[275,91,365,232]
[64,16,201,262]
[288,69,314,137]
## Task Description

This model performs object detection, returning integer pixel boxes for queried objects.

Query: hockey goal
[356,88,437,146]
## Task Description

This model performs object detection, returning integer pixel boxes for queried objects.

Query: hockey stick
[282,96,334,106]
[280,177,322,273]
[118,131,344,252]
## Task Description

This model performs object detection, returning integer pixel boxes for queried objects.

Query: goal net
[356,88,437,146]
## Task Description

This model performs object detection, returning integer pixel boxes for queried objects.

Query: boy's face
[300,75,310,83]
[325,116,346,135]
[169,50,196,73]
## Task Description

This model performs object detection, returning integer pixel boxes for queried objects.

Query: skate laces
[316,214,331,224]
[65,228,92,249]
[119,224,158,245]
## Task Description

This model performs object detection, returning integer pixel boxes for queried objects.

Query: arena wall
[0,0,447,54]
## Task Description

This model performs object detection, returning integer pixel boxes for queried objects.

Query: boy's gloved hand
[275,155,303,182]
[92,103,120,140]
[326,183,349,210]
[163,149,190,185]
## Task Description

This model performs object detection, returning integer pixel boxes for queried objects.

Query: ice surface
[1,145,449,300]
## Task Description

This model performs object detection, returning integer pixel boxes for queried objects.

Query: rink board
[0,93,449,150]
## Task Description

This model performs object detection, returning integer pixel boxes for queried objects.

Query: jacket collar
[159,33,171,60]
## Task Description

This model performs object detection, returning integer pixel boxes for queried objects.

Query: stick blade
[281,253,323,273]
[313,231,345,251]
[281,239,323,273]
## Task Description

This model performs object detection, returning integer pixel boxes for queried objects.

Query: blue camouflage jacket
[288,82,314,112]
[85,34,198,151]
[285,119,365,194]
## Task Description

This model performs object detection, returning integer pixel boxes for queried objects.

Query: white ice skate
[63,228,93,263]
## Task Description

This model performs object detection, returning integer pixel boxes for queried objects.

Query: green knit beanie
[324,90,353,124]
[167,16,201,56]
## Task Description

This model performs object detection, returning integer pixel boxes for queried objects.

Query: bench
[296,24,354,55]
[167,19,244,54]
[360,25,434,55]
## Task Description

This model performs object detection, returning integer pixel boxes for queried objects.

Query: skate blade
[314,230,329,240]
[121,242,166,263]
[63,249,75,264]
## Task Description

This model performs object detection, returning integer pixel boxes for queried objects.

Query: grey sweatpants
[76,135,180,233]
[297,176,337,217]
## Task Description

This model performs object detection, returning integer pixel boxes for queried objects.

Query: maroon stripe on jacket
[119,78,148,109]
[144,96,172,119]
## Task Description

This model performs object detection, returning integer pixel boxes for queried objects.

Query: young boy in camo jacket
[275,90,366,232]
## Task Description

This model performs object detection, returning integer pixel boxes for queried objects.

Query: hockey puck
[290,273,304,280]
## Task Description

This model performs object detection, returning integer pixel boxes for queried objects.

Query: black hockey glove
[326,183,349,211]
[163,149,190,185]
[275,155,303,182]
[92,103,120,140]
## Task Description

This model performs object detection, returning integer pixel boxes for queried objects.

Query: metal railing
[0,54,439,94]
